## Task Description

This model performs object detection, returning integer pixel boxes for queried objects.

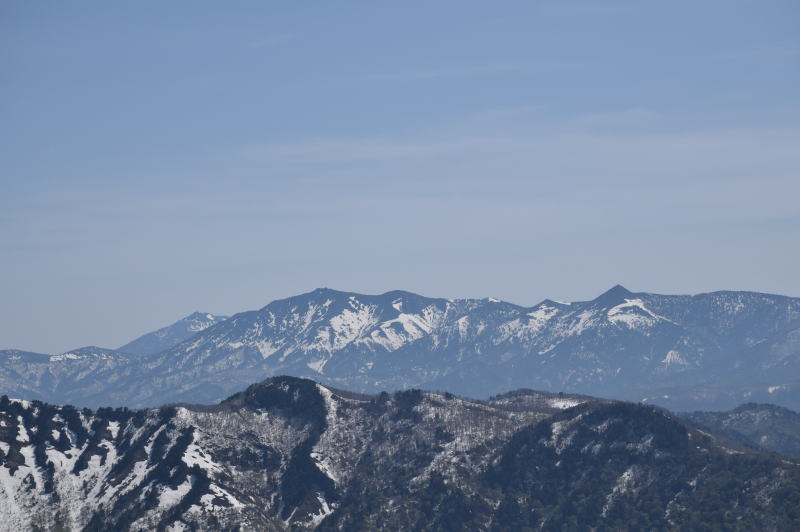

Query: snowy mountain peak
[118,311,228,356]
[185,311,219,322]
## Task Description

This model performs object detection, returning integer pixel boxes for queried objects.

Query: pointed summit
[592,284,634,305]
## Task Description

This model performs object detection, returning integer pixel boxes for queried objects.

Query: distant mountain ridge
[0,312,226,361]
[0,312,223,405]
[1,286,799,410]
[683,403,800,458]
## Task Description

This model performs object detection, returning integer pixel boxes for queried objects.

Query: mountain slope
[1,377,799,530]
[683,403,800,458]
[119,312,228,356]
[2,286,800,410]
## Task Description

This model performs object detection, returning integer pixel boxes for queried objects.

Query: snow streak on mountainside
[2,286,800,410]
[1,377,799,531]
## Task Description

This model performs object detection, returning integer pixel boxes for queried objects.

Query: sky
[1,1,799,353]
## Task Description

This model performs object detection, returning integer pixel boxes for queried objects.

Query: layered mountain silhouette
[1,286,799,410]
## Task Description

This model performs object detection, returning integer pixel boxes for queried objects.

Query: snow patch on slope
[548,397,585,409]
[662,350,688,367]
[607,299,677,329]
[159,481,192,508]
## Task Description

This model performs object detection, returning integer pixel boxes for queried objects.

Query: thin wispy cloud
[357,63,530,82]
[239,108,799,179]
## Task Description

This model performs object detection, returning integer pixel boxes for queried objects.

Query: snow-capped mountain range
[1,286,799,410]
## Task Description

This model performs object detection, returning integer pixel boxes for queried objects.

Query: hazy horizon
[2,1,798,352]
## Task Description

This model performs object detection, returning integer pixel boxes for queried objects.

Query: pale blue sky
[2,1,799,353]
